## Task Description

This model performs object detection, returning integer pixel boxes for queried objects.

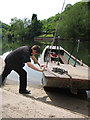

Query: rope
[46,0,66,66]
[51,0,66,49]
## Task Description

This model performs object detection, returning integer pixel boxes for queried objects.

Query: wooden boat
[40,45,89,94]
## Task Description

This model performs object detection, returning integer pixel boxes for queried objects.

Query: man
[0,45,46,94]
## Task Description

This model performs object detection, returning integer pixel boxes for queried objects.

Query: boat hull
[42,72,89,90]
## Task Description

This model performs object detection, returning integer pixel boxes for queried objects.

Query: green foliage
[0,14,42,43]
[24,14,42,43]
[6,31,12,42]
[57,2,88,39]
[65,4,72,10]
[10,18,25,40]
[41,2,88,40]
[41,13,59,34]
[58,2,88,38]
[1,2,89,44]
[29,14,42,39]
[2,22,10,30]
[0,21,10,39]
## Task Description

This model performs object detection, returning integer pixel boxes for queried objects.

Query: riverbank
[0,80,89,119]
[0,57,89,119]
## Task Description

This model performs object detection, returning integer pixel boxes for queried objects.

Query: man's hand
[40,66,46,72]
[40,64,47,69]
[27,62,46,72]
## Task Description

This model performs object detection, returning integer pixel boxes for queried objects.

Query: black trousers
[0,63,27,91]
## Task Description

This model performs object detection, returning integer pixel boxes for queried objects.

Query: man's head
[32,45,40,55]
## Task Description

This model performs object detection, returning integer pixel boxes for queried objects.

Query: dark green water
[60,40,89,66]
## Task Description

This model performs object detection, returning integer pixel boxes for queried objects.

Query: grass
[37,34,53,37]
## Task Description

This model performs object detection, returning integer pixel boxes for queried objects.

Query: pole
[74,40,80,67]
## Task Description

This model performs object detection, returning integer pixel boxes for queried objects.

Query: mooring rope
[46,0,66,66]
[51,0,66,50]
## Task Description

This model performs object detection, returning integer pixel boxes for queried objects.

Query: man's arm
[27,62,45,72]
[30,56,40,66]
[30,56,47,68]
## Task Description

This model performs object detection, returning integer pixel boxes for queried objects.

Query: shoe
[0,75,6,87]
[0,75,2,88]
[19,90,31,94]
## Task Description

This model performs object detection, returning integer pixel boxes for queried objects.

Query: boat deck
[44,62,89,81]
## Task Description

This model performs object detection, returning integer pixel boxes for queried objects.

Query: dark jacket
[5,46,32,68]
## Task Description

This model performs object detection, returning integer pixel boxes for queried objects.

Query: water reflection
[1,40,89,66]
[60,40,89,66]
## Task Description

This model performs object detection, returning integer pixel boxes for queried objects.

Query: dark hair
[32,45,40,54]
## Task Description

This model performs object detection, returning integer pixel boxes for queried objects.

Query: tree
[10,18,25,41]
[0,21,10,40]
[27,14,42,40]
[6,31,12,42]
[57,2,88,39]
[65,4,72,10]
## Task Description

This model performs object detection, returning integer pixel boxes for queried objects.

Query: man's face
[32,50,39,55]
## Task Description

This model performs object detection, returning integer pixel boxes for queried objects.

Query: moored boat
[40,45,89,94]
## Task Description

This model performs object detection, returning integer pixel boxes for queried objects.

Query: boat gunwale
[41,45,88,67]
